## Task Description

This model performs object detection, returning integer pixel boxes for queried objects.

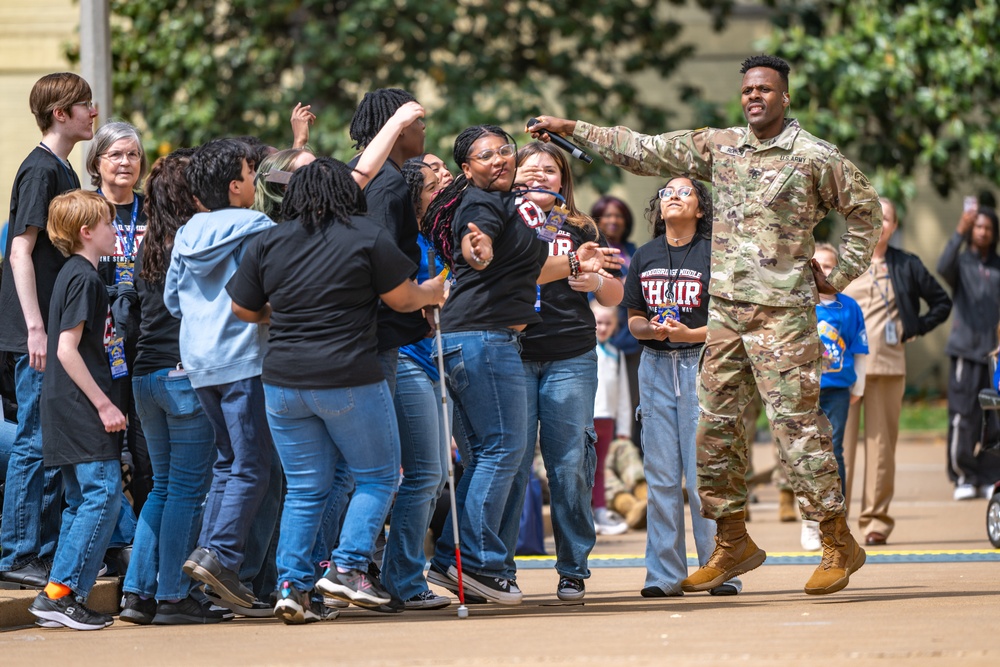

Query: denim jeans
[240,442,282,595]
[502,350,598,580]
[0,419,16,482]
[820,386,852,495]
[124,370,216,600]
[382,355,449,601]
[430,329,528,578]
[49,459,121,600]
[264,381,400,591]
[195,377,275,572]
[639,347,715,594]
[108,495,137,549]
[0,354,62,570]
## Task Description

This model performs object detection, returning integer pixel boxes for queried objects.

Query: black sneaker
[556,577,585,601]
[315,566,391,609]
[182,547,254,607]
[450,566,522,605]
[404,590,451,610]
[204,588,273,618]
[640,585,683,598]
[119,592,156,625]
[29,592,113,631]
[152,595,226,625]
[426,563,488,604]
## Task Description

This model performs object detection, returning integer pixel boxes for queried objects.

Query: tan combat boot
[681,512,766,592]
[778,489,798,522]
[804,514,866,595]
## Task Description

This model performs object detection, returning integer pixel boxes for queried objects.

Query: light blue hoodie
[164,208,275,389]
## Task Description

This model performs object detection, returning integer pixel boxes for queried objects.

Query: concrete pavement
[2,432,998,666]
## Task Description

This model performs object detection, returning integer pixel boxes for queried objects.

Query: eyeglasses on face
[467,143,516,163]
[658,186,694,200]
[101,150,142,163]
[74,101,97,111]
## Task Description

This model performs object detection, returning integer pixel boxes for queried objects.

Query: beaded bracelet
[568,250,580,278]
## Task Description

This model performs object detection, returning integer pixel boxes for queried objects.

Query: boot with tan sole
[804,514,866,595]
[681,512,766,592]
[778,489,798,522]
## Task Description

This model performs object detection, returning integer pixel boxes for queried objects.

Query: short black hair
[231,135,273,171]
[740,54,790,89]
[349,88,416,150]
[185,138,251,211]
[978,206,1000,256]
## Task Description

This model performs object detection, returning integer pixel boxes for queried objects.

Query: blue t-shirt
[399,234,446,382]
[816,293,868,390]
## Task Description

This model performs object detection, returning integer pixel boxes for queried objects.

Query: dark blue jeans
[820,386,852,494]
[194,377,276,572]
[0,354,62,570]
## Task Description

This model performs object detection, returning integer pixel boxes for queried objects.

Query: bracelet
[568,250,580,278]
[594,275,604,293]
[471,250,492,267]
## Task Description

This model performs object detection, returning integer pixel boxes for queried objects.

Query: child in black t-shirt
[29,190,127,631]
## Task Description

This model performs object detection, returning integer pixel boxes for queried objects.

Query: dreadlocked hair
[140,148,198,285]
[645,176,713,240]
[515,141,598,240]
[420,125,514,269]
[402,158,431,219]
[349,88,416,150]
[281,157,367,234]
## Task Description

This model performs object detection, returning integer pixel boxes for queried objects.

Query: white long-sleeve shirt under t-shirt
[594,340,632,437]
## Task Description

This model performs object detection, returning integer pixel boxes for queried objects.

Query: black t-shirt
[132,243,182,376]
[623,234,712,351]
[0,146,80,353]
[349,157,429,351]
[97,193,147,286]
[41,255,118,466]
[440,188,549,332]
[226,217,416,389]
[521,223,616,362]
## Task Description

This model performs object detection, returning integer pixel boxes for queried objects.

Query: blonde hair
[47,190,115,257]
[814,242,839,260]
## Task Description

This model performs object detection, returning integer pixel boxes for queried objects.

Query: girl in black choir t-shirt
[226,158,444,622]
[418,126,619,605]
[506,141,625,601]
[622,176,740,598]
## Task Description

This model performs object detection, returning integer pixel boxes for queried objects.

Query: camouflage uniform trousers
[696,297,846,521]
[603,436,645,506]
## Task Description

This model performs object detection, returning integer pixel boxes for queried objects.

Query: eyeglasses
[101,151,142,163]
[658,186,694,200]
[467,143,515,163]
[74,101,97,111]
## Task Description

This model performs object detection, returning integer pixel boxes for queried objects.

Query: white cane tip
[457,606,469,618]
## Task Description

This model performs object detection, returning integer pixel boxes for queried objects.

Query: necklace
[664,232,696,245]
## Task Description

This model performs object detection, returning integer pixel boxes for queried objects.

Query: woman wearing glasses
[86,121,152,514]
[420,126,618,604]
[623,176,740,598]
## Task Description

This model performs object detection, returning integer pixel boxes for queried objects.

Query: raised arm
[352,101,425,189]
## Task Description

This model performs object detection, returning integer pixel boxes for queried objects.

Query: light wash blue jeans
[382,355,448,601]
[264,381,400,591]
[125,369,215,601]
[431,329,528,578]
[49,459,121,600]
[639,347,716,594]
[0,354,62,570]
[502,350,598,580]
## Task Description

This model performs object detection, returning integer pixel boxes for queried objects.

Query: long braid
[349,88,416,150]
[282,157,367,234]
[401,158,431,214]
[420,125,513,269]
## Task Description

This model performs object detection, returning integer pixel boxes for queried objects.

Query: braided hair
[349,88,416,150]
[140,148,198,285]
[402,158,431,219]
[281,157,367,234]
[420,125,514,269]
[645,176,713,240]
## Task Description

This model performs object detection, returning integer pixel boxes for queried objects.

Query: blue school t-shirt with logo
[816,293,868,390]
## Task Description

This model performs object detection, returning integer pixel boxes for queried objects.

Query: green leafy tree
[755,0,1000,202]
[94,0,734,190]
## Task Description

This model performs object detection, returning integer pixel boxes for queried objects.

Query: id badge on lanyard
[108,337,129,379]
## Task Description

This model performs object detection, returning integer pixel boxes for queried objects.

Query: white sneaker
[594,507,628,536]
[800,520,821,551]
[954,483,978,501]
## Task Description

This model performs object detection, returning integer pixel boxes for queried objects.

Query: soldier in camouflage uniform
[530,54,882,595]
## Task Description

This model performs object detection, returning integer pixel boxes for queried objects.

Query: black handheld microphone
[527,118,593,164]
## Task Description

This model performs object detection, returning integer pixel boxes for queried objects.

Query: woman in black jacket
[937,204,1000,500]
[843,198,951,545]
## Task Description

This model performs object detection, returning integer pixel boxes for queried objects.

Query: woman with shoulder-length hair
[420,125,619,605]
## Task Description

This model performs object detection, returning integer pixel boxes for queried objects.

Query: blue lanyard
[37,142,77,186]
[517,188,565,204]
[97,188,139,260]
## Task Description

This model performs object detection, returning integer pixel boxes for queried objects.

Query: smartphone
[964,195,978,213]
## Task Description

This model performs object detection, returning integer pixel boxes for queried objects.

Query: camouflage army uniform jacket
[573,119,882,308]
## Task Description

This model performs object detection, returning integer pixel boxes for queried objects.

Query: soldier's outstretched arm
[528,115,714,181]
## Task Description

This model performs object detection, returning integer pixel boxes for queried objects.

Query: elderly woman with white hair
[85,120,151,515]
